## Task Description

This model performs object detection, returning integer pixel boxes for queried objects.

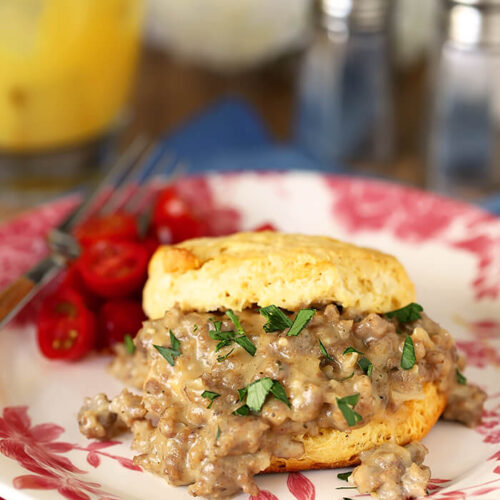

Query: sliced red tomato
[37,288,97,360]
[254,222,277,232]
[152,186,209,243]
[74,212,138,246]
[61,264,101,310]
[77,240,149,299]
[98,299,145,348]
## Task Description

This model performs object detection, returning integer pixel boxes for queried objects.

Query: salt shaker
[426,0,500,200]
[294,0,394,167]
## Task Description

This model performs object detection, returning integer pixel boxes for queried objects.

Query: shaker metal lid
[447,0,500,5]
[319,0,392,31]
[443,0,500,48]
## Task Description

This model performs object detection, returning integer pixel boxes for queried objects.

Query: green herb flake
[124,334,135,354]
[270,380,291,408]
[319,339,334,361]
[246,377,274,412]
[216,425,221,441]
[337,471,352,481]
[357,357,373,376]
[217,348,234,362]
[193,324,198,332]
[201,390,220,409]
[385,302,423,323]
[238,387,248,402]
[169,330,180,351]
[341,372,355,381]
[234,335,257,356]
[287,309,316,337]
[209,315,256,356]
[343,346,363,355]
[226,310,245,333]
[456,369,467,385]
[401,335,416,370]
[336,393,362,427]
[233,404,250,416]
[259,305,293,332]
[153,333,182,367]
[336,487,356,490]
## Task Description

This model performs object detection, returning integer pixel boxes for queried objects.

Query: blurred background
[1,0,500,220]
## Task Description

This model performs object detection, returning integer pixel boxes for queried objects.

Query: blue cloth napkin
[481,195,500,216]
[154,96,342,175]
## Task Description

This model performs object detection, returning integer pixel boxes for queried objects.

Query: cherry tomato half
[77,240,149,299]
[37,288,97,360]
[74,213,138,246]
[152,186,209,243]
[254,222,277,232]
[61,264,102,310]
[98,299,145,348]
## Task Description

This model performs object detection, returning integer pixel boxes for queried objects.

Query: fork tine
[56,136,149,233]
[98,141,159,215]
[122,145,176,215]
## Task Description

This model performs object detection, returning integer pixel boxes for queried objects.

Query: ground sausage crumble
[78,304,486,499]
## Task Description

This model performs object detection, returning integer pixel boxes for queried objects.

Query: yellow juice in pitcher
[0,0,143,152]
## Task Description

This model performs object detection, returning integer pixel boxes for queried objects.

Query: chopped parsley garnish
[357,357,373,376]
[193,324,198,332]
[246,377,274,412]
[238,387,248,401]
[287,309,315,336]
[217,348,234,362]
[124,334,135,354]
[170,330,180,351]
[337,471,352,481]
[238,377,291,413]
[259,305,293,332]
[270,380,291,408]
[234,335,257,356]
[343,346,363,355]
[341,372,355,381]
[336,393,362,426]
[153,330,181,366]
[233,405,250,416]
[319,339,334,361]
[259,305,315,336]
[385,302,423,323]
[201,390,220,409]
[216,425,221,441]
[401,335,416,370]
[226,310,244,334]
[209,317,256,357]
[456,369,467,385]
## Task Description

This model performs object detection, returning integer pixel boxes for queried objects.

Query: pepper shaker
[294,0,394,167]
[426,0,500,200]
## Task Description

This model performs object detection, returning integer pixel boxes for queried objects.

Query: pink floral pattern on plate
[0,406,140,500]
[324,177,500,300]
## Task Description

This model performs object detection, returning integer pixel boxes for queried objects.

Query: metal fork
[0,137,178,330]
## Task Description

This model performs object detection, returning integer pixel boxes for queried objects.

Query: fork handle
[0,276,36,326]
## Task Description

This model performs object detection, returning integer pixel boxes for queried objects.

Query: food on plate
[142,231,416,319]
[348,442,431,499]
[37,287,97,360]
[77,231,486,499]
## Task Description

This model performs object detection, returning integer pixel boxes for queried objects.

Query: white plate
[1,171,499,500]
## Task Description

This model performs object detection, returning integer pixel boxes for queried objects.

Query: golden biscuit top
[143,231,415,319]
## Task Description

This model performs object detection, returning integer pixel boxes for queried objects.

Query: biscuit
[143,232,415,319]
